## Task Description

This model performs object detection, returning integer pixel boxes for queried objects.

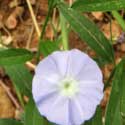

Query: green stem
[14,85,25,108]
[36,0,54,62]
[109,19,113,42]
[60,13,69,50]
[112,11,125,31]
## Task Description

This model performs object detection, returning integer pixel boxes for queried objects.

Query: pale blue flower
[32,49,104,125]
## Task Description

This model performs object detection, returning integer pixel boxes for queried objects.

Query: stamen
[59,77,79,98]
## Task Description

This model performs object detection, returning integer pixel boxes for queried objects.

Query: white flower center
[59,77,79,98]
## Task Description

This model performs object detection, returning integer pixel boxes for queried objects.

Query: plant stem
[112,11,125,31]
[26,0,41,37]
[36,0,54,62]
[109,19,113,42]
[60,14,69,50]
[0,80,21,109]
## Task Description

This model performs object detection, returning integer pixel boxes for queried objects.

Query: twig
[0,80,21,109]
[51,8,57,40]
[52,8,56,27]
[26,0,41,37]
[69,0,73,6]
[26,0,40,49]
[26,26,34,49]
[24,22,43,26]
[2,25,11,36]
[26,61,36,70]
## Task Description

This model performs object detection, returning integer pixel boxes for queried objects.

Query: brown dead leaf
[92,12,103,21]
[101,20,122,40]
[0,85,15,118]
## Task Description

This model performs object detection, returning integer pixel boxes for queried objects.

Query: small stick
[30,0,36,5]
[26,0,40,49]
[52,8,56,26]
[2,25,11,36]
[26,61,36,70]
[69,0,73,6]
[0,80,21,109]
[26,0,41,37]
[0,14,11,36]
[26,26,34,49]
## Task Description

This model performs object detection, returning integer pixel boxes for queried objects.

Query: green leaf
[84,106,102,125]
[24,98,44,125]
[94,57,108,67]
[58,2,114,63]
[5,64,32,107]
[120,60,125,124]
[5,64,32,96]
[72,0,125,12]
[105,59,125,125]
[0,119,23,125]
[112,102,122,125]
[37,0,55,60]
[40,40,60,57]
[0,48,33,66]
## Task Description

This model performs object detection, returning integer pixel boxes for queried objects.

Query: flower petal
[36,92,59,117]
[79,81,104,109]
[76,94,97,121]
[32,49,104,125]
[51,49,92,77]
[51,51,70,76]
[46,96,69,125]
[68,49,90,77]
[36,93,70,125]
[68,98,85,125]
[79,80,104,92]
[79,86,104,105]
[75,56,102,81]
[32,75,59,105]
[35,55,59,76]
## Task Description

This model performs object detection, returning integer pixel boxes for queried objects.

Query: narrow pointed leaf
[120,60,125,124]
[105,59,125,125]
[39,40,60,57]
[0,48,33,66]
[72,0,125,12]
[0,119,23,125]
[5,64,32,97]
[58,2,114,63]
[24,98,44,125]
[112,102,122,125]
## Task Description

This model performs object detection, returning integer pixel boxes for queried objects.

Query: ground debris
[0,85,15,118]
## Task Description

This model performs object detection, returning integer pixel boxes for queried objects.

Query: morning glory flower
[32,49,104,125]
